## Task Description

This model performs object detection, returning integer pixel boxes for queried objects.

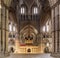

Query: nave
[0,0,60,58]
[6,54,53,58]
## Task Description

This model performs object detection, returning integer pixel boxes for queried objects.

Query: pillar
[51,3,60,58]
[5,8,9,55]
[0,1,9,57]
[0,0,1,53]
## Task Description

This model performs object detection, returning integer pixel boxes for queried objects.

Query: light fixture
[13,26,15,31]
[9,23,12,32]
[34,29,38,34]
[46,43,49,47]
[46,25,49,32]
[43,26,45,32]
[0,4,1,9]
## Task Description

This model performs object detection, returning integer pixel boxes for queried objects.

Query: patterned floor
[6,54,54,58]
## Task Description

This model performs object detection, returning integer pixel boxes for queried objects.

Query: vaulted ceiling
[2,0,58,21]
[3,0,58,7]
[8,0,51,27]
[2,0,59,29]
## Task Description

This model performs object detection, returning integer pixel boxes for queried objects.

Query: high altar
[14,39,45,54]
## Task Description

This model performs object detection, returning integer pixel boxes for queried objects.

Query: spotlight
[46,43,49,47]
[43,26,45,32]
[0,4,1,9]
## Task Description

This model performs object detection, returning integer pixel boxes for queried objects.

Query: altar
[14,40,43,54]
[14,46,42,54]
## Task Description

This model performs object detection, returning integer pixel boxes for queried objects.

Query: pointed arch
[20,25,38,35]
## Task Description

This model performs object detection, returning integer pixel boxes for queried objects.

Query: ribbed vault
[2,0,58,7]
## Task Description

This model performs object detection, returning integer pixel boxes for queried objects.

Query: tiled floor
[6,54,54,58]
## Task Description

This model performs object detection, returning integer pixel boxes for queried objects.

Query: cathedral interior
[0,0,60,58]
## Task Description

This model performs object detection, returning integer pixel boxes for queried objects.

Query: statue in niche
[10,47,15,53]
[44,47,49,53]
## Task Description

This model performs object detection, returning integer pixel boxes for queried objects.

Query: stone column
[51,4,60,58]
[0,0,1,53]
[59,3,60,53]
[0,0,9,57]
[4,8,9,56]
[0,1,5,58]
[1,6,9,57]
[2,5,6,54]
[0,1,1,53]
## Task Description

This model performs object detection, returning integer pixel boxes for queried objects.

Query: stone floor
[6,54,54,58]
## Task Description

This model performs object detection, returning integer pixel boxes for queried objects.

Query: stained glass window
[21,7,25,14]
[33,7,38,14]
